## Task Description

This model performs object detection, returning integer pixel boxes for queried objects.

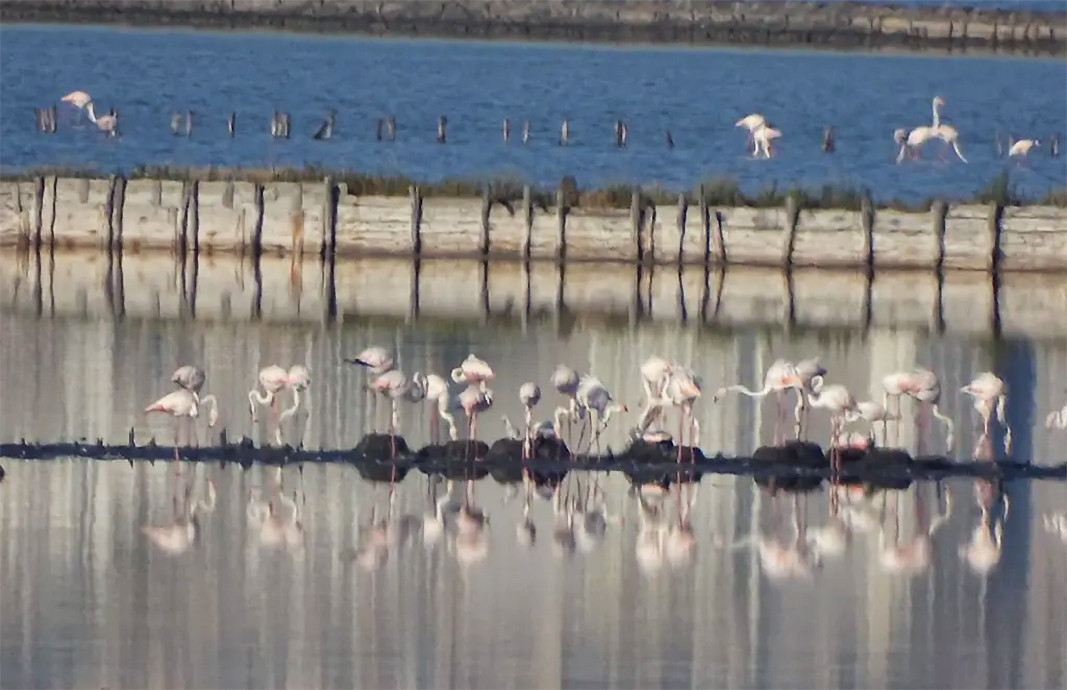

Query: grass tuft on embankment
[1,165,1063,211]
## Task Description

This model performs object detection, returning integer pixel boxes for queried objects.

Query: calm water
[3,264,1067,688]
[1,26,1066,202]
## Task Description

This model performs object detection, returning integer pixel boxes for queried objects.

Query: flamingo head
[934,96,945,106]
[712,387,728,403]
[450,367,465,384]
[809,375,826,395]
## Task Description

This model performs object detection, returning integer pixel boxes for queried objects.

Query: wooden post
[987,201,1004,273]
[324,178,338,260]
[251,183,265,261]
[781,194,801,267]
[522,185,533,260]
[77,178,90,204]
[631,190,644,264]
[32,176,44,249]
[556,187,568,262]
[676,193,688,266]
[178,181,191,256]
[149,179,162,207]
[113,174,126,252]
[104,174,117,250]
[480,187,491,257]
[190,179,200,256]
[436,115,447,144]
[861,192,875,272]
[698,185,710,264]
[290,183,304,259]
[931,200,947,272]
[713,211,727,264]
[410,185,423,256]
[222,180,234,209]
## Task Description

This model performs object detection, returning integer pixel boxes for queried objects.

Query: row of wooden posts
[20,175,1023,276]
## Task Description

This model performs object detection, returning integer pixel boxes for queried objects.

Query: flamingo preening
[735,113,767,151]
[806,375,858,471]
[60,90,92,125]
[85,102,118,136]
[145,388,219,466]
[451,353,495,391]
[575,375,627,453]
[882,369,955,453]
[370,368,426,455]
[248,364,290,423]
[425,373,460,442]
[344,345,395,375]
[961,372,1011,456]
[518,382,542,458]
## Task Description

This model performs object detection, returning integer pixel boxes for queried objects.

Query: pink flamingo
[172,365,206,395]
[641,366,701,462]
[519,382,541,458]
[85,102,118,137]
[344,345,395,375]
[714,358,803,445]
[145,388,218,467]
[459,384,494,444]
[425,373,459,442]
[369,369,426,455]
[640,355,673,404]
[882,368,954,453]
[752,123,782,158]
[806,375,858,472]
[248,364,289,424]
[550,363,582,441]
[735,113,767,151]
[575,375,628,453]
[451,353,495,391]
[961,372,1011,456]
[60,90,92,125]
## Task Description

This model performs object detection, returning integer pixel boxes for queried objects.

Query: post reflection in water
[2,248,1067,689]
[2,460,1066,689]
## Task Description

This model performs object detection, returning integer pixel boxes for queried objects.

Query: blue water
[1,24,1065,202]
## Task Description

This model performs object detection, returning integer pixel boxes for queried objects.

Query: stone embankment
[2,176,1066,273]
[1,0,1064,56]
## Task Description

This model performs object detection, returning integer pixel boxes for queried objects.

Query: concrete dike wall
[2,176,1066,273]
[1,0,1065,56]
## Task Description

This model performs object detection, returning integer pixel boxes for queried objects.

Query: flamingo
[1008,138,1040,158]
[518,382,541,458]
[845,401,899,446]
[961,372,1011,455]
[551,364,582,440]
[370,368,426,454]
[575,375,627,453]
[1046,401,1067,430]
[641,365,701,461]
[893,128,914,161]
[933,123,968,163]
[60,90,92,125]
[735,113,767,151]
[793,357,829,439]
[247,488,305,551]
[248,364,289,424]
[882,369,954,452]
[85,102,118,136]
[451,353,495,391]
[752,123,781,158]
[806,375,858,470]
[145,388,218,466]
[172,365,206,395]
[276,364,312,446]
[425,373,459,442]
[897,96,945,163]
[713,358,803,444]
[639,356,673,404]
[344,346,395,375]
[459,384,494,443]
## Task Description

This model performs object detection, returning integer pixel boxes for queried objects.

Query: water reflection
[2,459,1064,689]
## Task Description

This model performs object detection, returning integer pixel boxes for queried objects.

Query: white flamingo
[735,113,767,150]
[1008,138,1040,157]
[752,123,782,158]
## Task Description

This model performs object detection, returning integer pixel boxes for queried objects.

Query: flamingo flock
[137,347,1067,472]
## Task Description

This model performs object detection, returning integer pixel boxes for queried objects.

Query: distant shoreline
[1,0,1065,57]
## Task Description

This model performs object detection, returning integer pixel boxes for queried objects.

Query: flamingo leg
[389,399,399,458]
[173,417,181,474]
[677,408,685,464]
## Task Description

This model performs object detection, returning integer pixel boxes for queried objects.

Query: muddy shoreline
[2,0,1065,56]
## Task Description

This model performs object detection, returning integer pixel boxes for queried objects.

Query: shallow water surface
[1,25,1065,202]
[2,249,1067,688]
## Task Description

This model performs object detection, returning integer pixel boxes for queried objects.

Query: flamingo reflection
[960,479,1008,576]
[142,474,217,556]
[876,485,952,576]
[714,493,822,581]
[246,468,305,552]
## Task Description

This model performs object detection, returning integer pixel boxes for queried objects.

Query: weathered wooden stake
[522,120,530,144]
[290,183,304,258]
[931,200,948,272]
[178,180,191,255]
[33,176,44,249]
[631,191,644,264]
[410,185,423,256]
[324,178,338,261]
[375,118,384,141]
[48,176,57,248]
[713,211,726,264]
[698,185,710,264]
[665,130,674,149]
[112,174,126,252]
[556,187,568,262]
[480,187,492,257]
[676,193,688,266]
[560,119,569,146]
[522,185,534,260]
[222,180,234,209]
[860,192,875,272]
[190,179,200,256]
[251,183,265,261]
[781,194,801,267]
[987,201,1004,273]
[227,112,236,137]
[104,174,117,250]
[437,115,448,144]
[822,126,836,153]
[503,118,510,143]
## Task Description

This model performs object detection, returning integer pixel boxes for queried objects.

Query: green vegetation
[1,165,1064,210]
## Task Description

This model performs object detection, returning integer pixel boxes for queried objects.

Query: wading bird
[735,113,767,151]
[882,368,954,452]
[519,382,542,458]
[145,388,219,465]
[451,353,494,390]
[248,364,290,423]
[806,375,858,470]
[86,102,118,136]
[961,372,1011,455]
[459,384,494,443]
[1008,138,1039,158]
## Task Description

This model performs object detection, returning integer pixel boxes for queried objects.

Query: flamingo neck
[931,99,941,129]
[86,102,98,124]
